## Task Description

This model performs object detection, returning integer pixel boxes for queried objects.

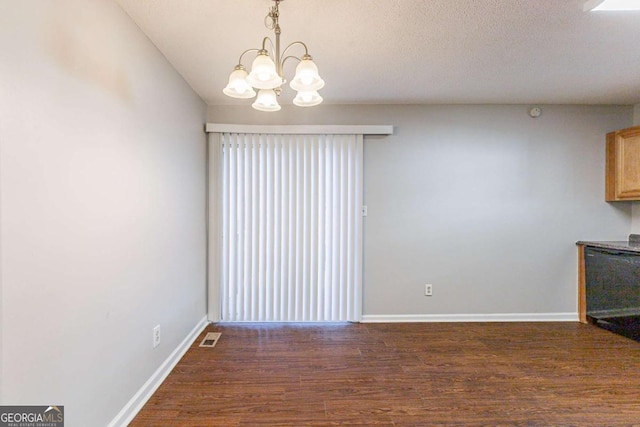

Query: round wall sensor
[529,107,542,118]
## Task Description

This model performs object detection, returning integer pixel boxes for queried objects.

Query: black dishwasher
[584,247,640,341]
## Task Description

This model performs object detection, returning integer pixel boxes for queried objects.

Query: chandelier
[222,0,325,112]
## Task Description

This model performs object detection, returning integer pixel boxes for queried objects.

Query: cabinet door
[606,126,640,201]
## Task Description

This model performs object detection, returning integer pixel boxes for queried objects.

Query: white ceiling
[115,0,640,106]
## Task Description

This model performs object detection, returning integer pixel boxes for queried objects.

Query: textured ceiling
[115,0,640,106]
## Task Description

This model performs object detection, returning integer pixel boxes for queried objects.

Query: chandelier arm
[237,48,261,65]
[261,37,277,58]
[281,55,302,69]
[280,41,310,63]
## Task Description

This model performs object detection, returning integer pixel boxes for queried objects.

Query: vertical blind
[220,133,363,322]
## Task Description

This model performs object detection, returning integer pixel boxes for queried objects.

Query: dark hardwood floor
[130,322,640,426]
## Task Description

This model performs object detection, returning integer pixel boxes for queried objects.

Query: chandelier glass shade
[253,89,282,112]
[223,0,324,111]
[293,90,323,107]
[222,66,256,99]
[289,58,325,92]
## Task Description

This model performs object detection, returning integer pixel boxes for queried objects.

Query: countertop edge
[576,241,640,253]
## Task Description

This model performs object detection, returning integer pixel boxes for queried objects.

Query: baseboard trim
[361,313,579,323]
[107,315,209,427]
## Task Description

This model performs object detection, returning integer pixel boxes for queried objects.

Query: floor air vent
[199,332,221,348]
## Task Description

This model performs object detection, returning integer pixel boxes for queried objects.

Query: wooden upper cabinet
[606,126,640,201]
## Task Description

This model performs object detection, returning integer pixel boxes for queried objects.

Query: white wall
[0,1,207,426]
[208,104,632,318]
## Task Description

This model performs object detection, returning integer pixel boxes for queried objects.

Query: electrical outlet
[153,325,161,348]
[425,284,433,296]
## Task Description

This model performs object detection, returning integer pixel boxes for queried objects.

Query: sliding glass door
[214,132,363,322]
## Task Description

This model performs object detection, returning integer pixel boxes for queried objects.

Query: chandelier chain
[265,0,280,31]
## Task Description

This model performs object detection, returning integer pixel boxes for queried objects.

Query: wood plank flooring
[130,322,640,426]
